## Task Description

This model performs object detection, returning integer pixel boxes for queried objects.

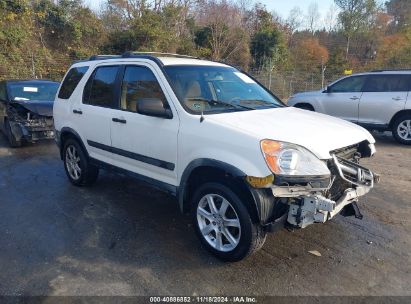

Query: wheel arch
[177,159,259,222]
[293,102,315,111]
[389,110,411,129]
[59,127,89,160]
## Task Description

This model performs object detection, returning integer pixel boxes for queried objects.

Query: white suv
[54,53,378,261]
[287,70,411,144]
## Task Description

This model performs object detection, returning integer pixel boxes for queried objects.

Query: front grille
[332,155,374,188]
[326,142,374,201]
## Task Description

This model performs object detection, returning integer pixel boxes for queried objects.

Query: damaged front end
[6,102,54,142]
[248,141,379,231]
[279,142,379,228]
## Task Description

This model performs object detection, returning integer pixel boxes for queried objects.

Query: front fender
[177,158,246,212]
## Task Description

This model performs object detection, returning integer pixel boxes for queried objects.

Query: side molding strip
[87,140,175,171]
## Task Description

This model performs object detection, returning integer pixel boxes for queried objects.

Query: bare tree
[287,6,304,33]
[323,3,339,32]
[306,2,320,33]
[196,0,246,61]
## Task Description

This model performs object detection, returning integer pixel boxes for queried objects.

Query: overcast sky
[85,0,337,18]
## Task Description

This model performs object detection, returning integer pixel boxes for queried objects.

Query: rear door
[72,64,121,164]
[320,75,367,123]
[359,74,409,125]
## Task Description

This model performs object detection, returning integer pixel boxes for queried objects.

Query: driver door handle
[392,97,403,101]
[112,117,127,124]
[73,109,83,114]
[350,96,360,100]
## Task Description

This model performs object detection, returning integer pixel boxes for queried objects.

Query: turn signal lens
[260,140,282,173]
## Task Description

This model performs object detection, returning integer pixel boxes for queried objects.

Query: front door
[321,75,367,123]
[110,63,179,186]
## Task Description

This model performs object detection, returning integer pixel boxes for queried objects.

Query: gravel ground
[0,132,410,296]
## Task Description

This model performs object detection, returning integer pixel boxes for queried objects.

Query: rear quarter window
[363,74,411,92]
[58,66,89,99]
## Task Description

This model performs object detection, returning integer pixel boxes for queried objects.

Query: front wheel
[392,115,411,145]
[191,182,266,262]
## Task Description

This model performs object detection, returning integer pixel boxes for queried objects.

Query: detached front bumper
[248,153,379,231]
[285,155,379,228]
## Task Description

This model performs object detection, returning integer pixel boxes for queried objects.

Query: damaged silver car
[0,80,59,147]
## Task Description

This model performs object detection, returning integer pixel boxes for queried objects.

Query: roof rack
[88,55,122,61]
[122,51,200,59]
[371,69,411,72]
[85,52,200,62]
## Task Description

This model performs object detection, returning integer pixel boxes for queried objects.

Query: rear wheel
[5,119,22,148]
[191,182,266,262]
[392,115,411,145]
[63,138,99,186]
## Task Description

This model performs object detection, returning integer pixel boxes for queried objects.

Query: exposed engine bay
[5,102,54,142]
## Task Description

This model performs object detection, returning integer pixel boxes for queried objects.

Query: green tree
[335,0,378,58]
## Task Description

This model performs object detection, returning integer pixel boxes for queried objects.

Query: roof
[156,57,228,67]
[73,52,231,68]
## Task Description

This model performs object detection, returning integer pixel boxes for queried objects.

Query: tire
[392,114,411,145]
[191,182,266,262]
[5,119,22,148]
[294,104,314,111]
[63,138,99,186]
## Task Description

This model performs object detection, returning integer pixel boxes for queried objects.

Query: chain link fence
[250,69,347,102]
[0,55,408,103]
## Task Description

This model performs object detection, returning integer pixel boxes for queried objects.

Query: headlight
[260,139,330,176]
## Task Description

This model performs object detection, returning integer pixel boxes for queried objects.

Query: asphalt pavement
[0,132,410,296]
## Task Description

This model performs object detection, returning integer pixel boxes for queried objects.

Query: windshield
[7,82,59,102]
[163,65,283,114]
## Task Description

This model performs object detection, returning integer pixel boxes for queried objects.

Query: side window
[58,66,89,99]
[83,66,120,108]
[120,66,167,112]
[363,75,410,92]
[329,76,366,93]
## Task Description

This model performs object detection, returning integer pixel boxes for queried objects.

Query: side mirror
[137,98,173,119]
[325,86,331,93]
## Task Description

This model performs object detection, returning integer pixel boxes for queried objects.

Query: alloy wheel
[196,193,241,252]
[65,145,82,180]
[397,120,411,141]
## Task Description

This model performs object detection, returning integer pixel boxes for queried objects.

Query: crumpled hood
[12,100,54,117]
[207,107,375,159]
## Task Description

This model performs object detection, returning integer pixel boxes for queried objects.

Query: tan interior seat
[184,80,208,111]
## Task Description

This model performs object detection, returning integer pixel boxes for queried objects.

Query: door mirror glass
[137,98,173,119]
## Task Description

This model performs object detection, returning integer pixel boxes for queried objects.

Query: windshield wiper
[239,99,279,108]
[186,98,253,110]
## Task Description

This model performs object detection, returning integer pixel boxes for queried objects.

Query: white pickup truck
[53,53,378,261]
